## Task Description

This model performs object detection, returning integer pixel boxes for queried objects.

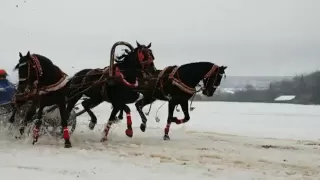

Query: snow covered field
[1,101,320,180]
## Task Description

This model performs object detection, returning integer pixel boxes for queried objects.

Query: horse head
[14,51,43,99]
[202,64,227,97]
[135,41,155,68]
[13,51,65,101]
[112,41,156,80]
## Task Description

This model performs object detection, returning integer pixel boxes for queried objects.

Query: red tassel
[164,123,171,134]
[126,113,132,126]
[138,50,144,62]
[176,119,183,124]
[63,127,70,139]
[33,127,39,139]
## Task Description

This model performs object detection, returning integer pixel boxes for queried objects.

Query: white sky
[1,0,319,79]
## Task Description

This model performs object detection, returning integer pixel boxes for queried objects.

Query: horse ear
[14,63,19,70]
[136,41,141,47]
[19,52,23,58]
[147,43,151,48]
[222,66,227,70]
[26,51,31,57]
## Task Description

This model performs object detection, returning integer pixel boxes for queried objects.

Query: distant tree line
[194,70,320,105]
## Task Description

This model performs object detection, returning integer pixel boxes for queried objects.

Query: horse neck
[146,63,157,75]
[37,59,64,86]
[116,62,137,83]
[177,62,213,87]
[136,65,157,79]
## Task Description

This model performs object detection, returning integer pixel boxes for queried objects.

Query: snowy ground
[1,101,320,180]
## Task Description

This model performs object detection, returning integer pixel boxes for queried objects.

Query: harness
[169,67,197,94]
[154,64,220,98]
[16,55,69,100]
[66,64,139,103]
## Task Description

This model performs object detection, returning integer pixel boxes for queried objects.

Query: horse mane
[34,54,55,66]
[115,49,133,63]
[14,53,55,71]
[178,61,215,79]
[181,61,214,67]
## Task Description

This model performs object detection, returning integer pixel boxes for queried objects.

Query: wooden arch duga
[108,41,134,76]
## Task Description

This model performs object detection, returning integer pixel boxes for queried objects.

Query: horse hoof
[140,123,146,132]
[19,127,25,136]
[125,129,133,137]
[88,122,96,130]
[9,118,14,124]
[64,143,72,148]
[163,134,170,140]
[64,140,72,148]
[100,137,108,142]
[118,116,123,120]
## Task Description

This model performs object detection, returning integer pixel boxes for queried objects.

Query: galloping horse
[65,41,155,141]
[12,52,72,148]
[134,62,227,140]
[113,59,157,121]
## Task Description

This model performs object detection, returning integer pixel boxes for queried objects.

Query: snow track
[1,102,320,179]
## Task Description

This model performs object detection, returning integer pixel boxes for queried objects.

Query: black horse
[65,41,155,141]
[110,50,157,121]
[132,62,227,140]
[11,51,72,148]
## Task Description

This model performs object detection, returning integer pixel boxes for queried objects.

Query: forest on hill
[197,71,320,105]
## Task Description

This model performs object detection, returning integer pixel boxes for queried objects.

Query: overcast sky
[0,0,319,80]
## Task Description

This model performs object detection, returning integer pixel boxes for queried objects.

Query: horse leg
[135,97,155,132]
[100,106,119,142]
[58,102,72,148]
[7,107,17,136]
[9,102,23,124]
[122,104,133,137]
[174,100,190,125]
[163,100,178,140]
[82,98,101,130]
[66,95,82,119]
[117,110,124,120]
[32,105,44,145]
[8,108,17,124]
[19,103,37,136]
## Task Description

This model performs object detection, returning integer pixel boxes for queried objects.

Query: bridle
[16,55,43,100]
[137,48,154,69]
[199,65,225,92]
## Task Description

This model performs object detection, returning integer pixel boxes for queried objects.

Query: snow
[220,88,235,94]
[1,101,320,180]
[274,95,296,101]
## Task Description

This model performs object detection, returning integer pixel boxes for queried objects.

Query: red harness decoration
[26,55,43,88]
[137,49,154,69]
[15,55,43,101]
[155,64,220,96]
[17,54,69,99]
[168,66,197,94]
[114,66,138,88]
[138,50,145,63]
[203,65,220,88]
